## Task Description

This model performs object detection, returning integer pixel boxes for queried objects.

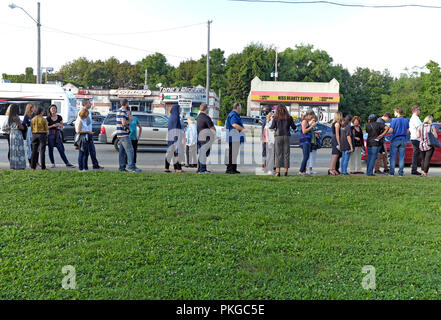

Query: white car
[214,125,227,143]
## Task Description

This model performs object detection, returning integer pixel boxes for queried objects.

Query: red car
[361,123,441,164]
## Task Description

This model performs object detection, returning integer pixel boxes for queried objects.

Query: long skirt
[10,128,26,169]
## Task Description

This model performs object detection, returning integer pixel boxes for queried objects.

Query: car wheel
[113,138,119,151]
[322,136,332,148]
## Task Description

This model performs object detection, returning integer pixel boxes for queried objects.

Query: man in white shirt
[409,105,422,175]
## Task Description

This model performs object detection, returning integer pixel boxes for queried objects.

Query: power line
[41,25,196,60]
[69,22,207,36]
[230,0,441,9]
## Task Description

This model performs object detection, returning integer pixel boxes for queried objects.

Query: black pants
[411,140,422,173]
[421,148,434,173]
[165,156,181,170]
[226,141,240,173]
[336,152,342,172]
[197,141,211,173]
[31,133,47,169]
[131,139,138,164]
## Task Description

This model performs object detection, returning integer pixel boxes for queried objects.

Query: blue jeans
[389,139,406,175]
[118,136,135,170]
[48,131,70,165]
[341,150,352,174]
[78,140,90,171]
[366,146,380,176]
[89,139,100,169]
[300,143,311,173]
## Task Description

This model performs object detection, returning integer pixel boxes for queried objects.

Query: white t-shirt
[409,114,422,141]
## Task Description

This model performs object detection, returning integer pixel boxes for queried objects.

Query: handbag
[21,123,27,140]
[427,125,440,148]
[73,133,80,147]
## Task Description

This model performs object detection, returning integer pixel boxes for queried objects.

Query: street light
[41,67,54,83]
[9,2,41,84]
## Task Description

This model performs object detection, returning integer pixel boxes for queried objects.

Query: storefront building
[247,77,340,123]
[158,86,220,121]
[64,83,220,121]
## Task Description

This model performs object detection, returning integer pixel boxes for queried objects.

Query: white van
[0,83,77,137]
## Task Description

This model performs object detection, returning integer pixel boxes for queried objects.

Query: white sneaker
[310,171,317,175]
[51,163,56,168]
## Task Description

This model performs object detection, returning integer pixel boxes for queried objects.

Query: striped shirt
[418,124,433,151]
[116,108,129,138]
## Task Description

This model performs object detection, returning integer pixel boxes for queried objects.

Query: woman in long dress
[6,104,26,170]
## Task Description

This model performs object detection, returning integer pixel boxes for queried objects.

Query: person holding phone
[340,115,354,175]
[299,110,317,175]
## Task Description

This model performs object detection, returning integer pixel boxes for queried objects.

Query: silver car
[99,111,169,150]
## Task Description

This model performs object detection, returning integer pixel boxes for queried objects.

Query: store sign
[110,89,152,97]
[178,98,192,111]
[251,92,339,103]
[161,93,206,103]
[161,87,206,94]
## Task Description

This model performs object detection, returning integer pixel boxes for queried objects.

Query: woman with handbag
[6,104,26,170]
[46,105,75,168]
[417,115,439,177]
[75,109,93,171]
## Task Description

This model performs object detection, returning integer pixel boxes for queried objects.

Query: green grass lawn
[1,171,441,300]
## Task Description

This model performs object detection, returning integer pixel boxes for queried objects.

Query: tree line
[3,43,441,122]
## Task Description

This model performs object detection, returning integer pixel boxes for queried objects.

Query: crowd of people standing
[2,99,439,177]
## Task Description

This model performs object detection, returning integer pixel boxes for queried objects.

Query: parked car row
[60,111,333,150]
[61,115,104,142]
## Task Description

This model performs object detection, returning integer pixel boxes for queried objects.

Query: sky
[1,0,441,78]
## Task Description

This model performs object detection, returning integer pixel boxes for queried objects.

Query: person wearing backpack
[417,115,439,177]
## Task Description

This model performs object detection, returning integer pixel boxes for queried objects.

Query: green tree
[137,53,174,88]
[170,59,199,88]
[278,44,334,82]
[418,60,441,120]
[221,43,275,120]
[191,48,227,94]
[381,73,421,118]
[2,67,36,83]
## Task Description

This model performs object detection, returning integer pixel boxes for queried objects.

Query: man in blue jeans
[78,99,104,170]
[365,114,389,176]
[388,107,409,176]
[116,99,141,173]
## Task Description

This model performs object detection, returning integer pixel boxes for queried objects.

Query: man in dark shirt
[196,103,216,174]
[366,114,389,176]
[374,112,391,174]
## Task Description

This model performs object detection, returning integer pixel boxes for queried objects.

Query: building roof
[250,77,339,93]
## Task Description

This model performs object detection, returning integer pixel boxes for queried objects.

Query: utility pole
[144,69,149,89]
[9,2,41,84]
[206,20,212,106]
[37,2,41,84]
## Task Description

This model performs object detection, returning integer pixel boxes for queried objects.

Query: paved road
[1,138,440,176]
